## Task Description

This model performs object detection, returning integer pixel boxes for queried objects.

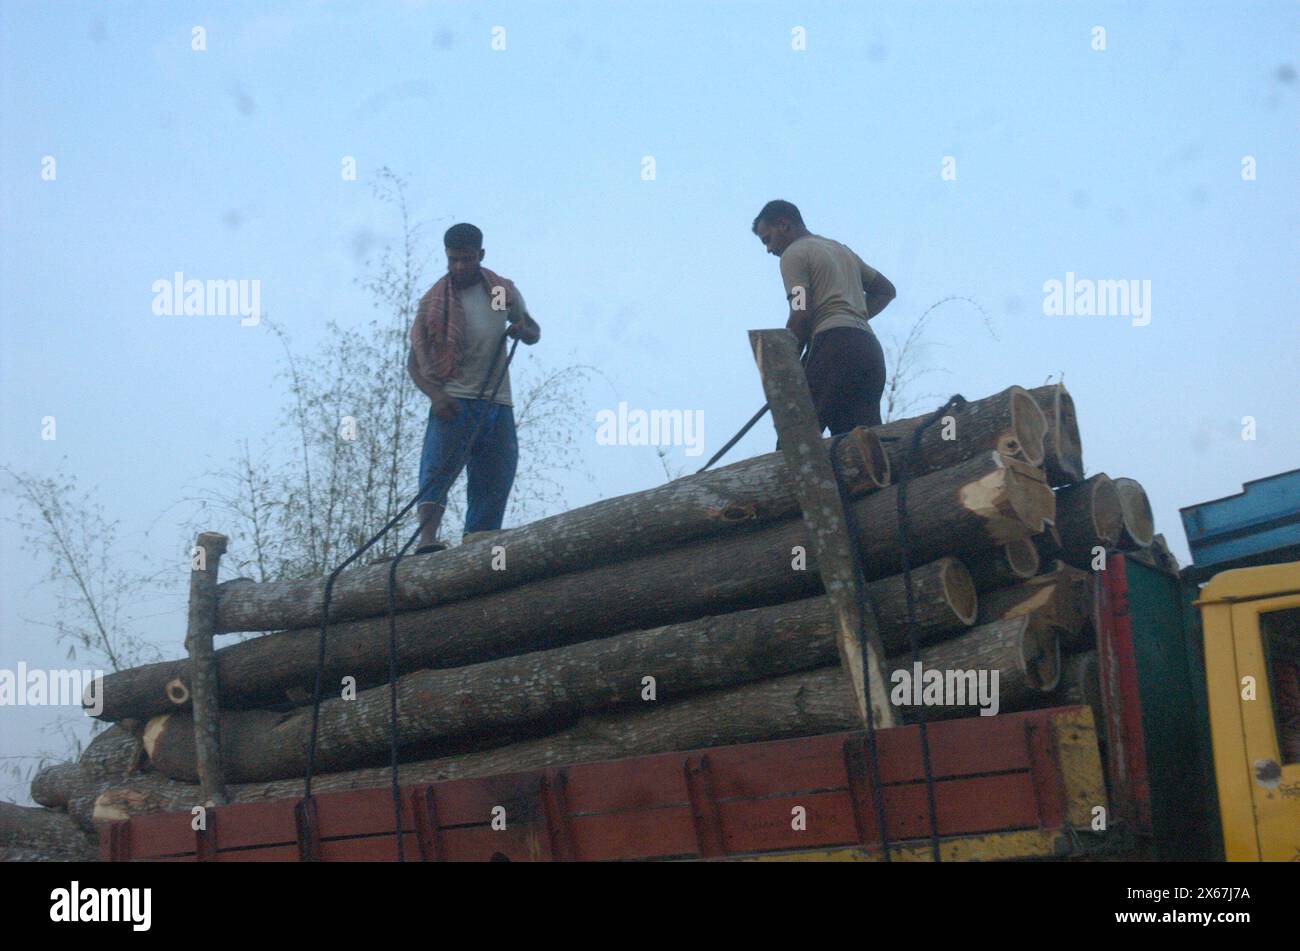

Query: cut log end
[1029,384,1085,485]
[1001,387,1048,467]
[1113,477,1155,549]
[841,428,891,492]
[939,558,978,625]
[165,679,190,706]
[1084,474,1124,547]
[142,714,170,761]
[1023,623,1062,692]
[1004,537,1041,579]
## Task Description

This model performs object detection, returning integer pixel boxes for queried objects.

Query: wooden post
[187,532,229,806]
[749,329,895,729]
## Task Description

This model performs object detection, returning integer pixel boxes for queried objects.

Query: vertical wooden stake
[749,329,896,729]
[187,531,229,806]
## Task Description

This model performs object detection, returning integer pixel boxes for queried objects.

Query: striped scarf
[408,267,516,388]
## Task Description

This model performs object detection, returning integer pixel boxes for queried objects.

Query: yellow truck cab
[1197,562,1300,861]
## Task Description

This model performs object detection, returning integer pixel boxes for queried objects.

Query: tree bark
[1055,474,1123,568]
[186,532,228,806]
[975,564,1093,649]
[1112,477,1155,550]
[964,537,1040,590]
[208,428,890,635]
[1026,384,1084,487]
[872,385,1047,474]
[202,386,1046,639]
[30,724,144,809]
[0,802,97,860]
[752,327,894,730]
[93,451,1052,723]
[141,558,976,783]
[81,617,1055,829]
[0,847,96,863]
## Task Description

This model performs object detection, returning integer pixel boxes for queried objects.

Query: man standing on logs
[407,223,541,553]
[752,200,896,433]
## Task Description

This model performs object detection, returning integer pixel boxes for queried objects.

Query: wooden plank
[749,328,894,730]
[412,772,545,827]
[205,799,298,849]
[214,844,299,862]
[436,824,551,862]
[871,713,1035,783]
[569,807,700,861]
[123,813,197,859]
[186,531,229,806]
[562,752,692,814]
[318,833,421,862]
[880,774,1040,839]
[1096,554,1153,831]
[313,788,416,838]
[720,790,859,854]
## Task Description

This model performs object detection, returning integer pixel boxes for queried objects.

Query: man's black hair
[751,200,804,234]
[444,222,484,250]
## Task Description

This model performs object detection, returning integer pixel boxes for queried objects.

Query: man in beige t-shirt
[752,200,895,432]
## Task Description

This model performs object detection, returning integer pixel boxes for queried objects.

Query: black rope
[696,340,814,474]
[379,332,518,861]
[892,393,967,863]
[300,316,521,859]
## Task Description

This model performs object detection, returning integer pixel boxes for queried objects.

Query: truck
[99,470,1300,862]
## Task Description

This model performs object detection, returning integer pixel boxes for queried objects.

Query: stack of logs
[12,382,1164,860]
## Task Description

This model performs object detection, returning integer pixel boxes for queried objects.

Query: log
[142,558,977,783]
[0,847,95,862]
[208,428,890,634]
[82,617,1054,827]
[1112,477,1155,550]
[94,451,1051,722]
[751,327,894,730]
[964,537,1040,590]
[871,384,1047,474]
[898,612,1061,708]
[186,532,228,806]
[975,564,1093,650]
[1054,473,1123,568]
[1026,384,1084,486]
[30,724,144,809]
[1049,651,1104,741]
[0,802,96,860]
[1033,523,1063,565]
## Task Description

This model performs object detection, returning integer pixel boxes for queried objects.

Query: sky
[1,1,1297,803]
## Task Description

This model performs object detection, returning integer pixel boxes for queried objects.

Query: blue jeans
[417,399,518,533]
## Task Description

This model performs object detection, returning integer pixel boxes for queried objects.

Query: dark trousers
[803,326,887,435]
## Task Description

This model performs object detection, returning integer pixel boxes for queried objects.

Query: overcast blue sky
[1,1,1297,801]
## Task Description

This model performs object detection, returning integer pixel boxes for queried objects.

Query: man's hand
[431,392,460,421]
[506,316,540,344]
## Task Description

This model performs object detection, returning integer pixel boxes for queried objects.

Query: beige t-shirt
[778,234,880,335]
[442,282,529,406]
